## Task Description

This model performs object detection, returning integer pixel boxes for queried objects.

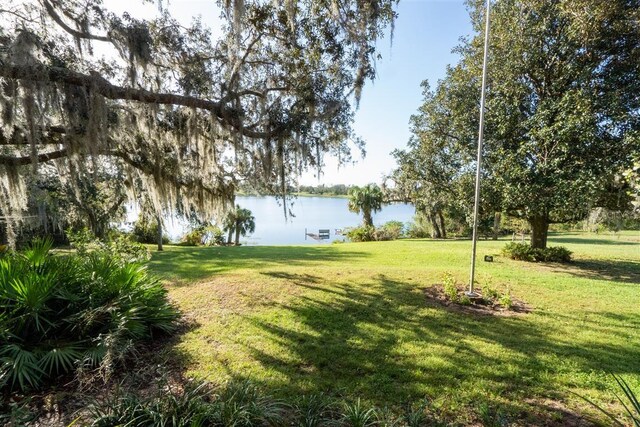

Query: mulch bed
[424,285,532,317]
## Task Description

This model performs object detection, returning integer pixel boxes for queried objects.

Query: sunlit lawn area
[149,231,640,424]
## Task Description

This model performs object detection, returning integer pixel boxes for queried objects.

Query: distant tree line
[293,184,352,196]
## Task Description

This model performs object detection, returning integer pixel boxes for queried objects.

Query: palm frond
[39,345,83,376]
[0,344,45,390]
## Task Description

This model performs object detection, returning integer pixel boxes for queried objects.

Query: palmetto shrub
[0,239,179,392]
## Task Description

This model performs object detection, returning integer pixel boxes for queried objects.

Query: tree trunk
[363,208,373,228]
[156,214,163,251]
[429,211,442,238]
[234,226,241,246]
[492,212,501,240]
[87,212,103,239]
[227,228,233,245]
[437,210,446,239]
[529,215,549,249]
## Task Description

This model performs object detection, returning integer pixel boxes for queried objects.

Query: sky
[109,0,475,186]
[304,0,474,186]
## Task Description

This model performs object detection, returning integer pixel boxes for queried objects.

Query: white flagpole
[468,0,491,296]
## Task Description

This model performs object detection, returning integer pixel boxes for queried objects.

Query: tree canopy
[0,0,397,245]
[392,0,640,248]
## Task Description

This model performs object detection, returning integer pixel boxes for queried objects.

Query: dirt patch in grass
[168,273,304,318]
[424,284,532,317]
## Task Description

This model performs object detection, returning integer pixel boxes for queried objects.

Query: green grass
[149,231,640,424]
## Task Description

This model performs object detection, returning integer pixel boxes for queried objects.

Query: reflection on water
[162,196,415,245]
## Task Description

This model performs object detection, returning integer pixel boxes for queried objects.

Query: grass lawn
[149,231,640,425]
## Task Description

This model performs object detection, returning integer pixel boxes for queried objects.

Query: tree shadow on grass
[224,273,639,425]
[550,259,640,285]
[148,245,368,283]
[548,235,639,246]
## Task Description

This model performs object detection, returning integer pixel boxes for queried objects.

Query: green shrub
[481,285,500,301]
[499,293,513,310]
[180,225,224,246]
[180,229,205,246]
[0,239,179,392]
[345,225,376,242]
[67,228,150,263]
[502,242,572,263]
[347,222,405,243]
[442,273,459,302]
[375,221,405,241]
[405,213,431,239]
[132,217,170,245]
[539,246,572,262]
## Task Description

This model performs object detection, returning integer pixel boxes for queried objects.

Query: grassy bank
[149,232,640,424]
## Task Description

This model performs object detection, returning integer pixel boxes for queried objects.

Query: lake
[162,196,415,245]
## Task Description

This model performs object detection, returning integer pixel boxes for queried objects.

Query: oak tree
[0,0,397,246]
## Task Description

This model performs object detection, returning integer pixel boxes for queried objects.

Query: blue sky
[110,0,474,186]
[308,0,473,185]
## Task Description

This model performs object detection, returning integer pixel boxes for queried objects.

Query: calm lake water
[162,196,415,245]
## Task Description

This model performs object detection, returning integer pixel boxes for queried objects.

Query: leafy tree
[28,165,127,241]
[395,0,640,248]
[222,205,256,245]
[0,0,397,246]
[348,184,383,227]
[389,81,497,239]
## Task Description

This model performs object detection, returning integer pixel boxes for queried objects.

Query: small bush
[539,246,572,262]
[132,217,169,245]
[481,285,500,301]
[442,273,459,302]
[0,239,179,392]
[180,225,224,246]
[502,242,571,263]
[180,229,205,246]
[405,213,432,238]
[345,225,376,242]
[67,228,150,263]
[499,293,513,309]
[347,222,405,243]
[375,221,405,241]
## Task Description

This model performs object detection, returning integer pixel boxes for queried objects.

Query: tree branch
[0,149,68,166]
[0,62,284,140]
[41,0,111,43]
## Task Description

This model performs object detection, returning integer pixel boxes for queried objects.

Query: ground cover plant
[89,378,449,427]
[0,239,179,393]
[147,231,640,425]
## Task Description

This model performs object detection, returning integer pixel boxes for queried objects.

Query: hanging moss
[0,0,398,239]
